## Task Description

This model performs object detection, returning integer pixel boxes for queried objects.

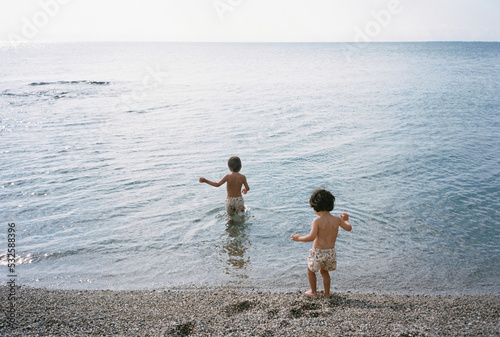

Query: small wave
[0,253,33,266]
[1,91,31,97]
[1,89,64,98]
[0,248,88,266]
[183,218,218,242]
[2,88,91,100]
[29,80,110,86]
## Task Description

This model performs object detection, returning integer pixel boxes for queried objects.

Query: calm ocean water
[1,42,499,294]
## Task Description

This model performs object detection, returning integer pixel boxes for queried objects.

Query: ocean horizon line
[1,40,499,44]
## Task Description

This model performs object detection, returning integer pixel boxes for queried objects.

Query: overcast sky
[1,0,499,42]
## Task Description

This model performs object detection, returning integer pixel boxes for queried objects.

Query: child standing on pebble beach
[291,188,352,298]
[199,156,250,216]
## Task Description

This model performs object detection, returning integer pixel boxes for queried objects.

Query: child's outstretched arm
[291,220,319,242]
[199,175,228,188]
[340,213,352,231]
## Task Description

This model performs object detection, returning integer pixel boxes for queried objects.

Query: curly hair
[227,156,242,172]
[309,188,335,212]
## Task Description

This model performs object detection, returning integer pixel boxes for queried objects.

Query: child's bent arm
[242,176,250,194]
[340,220,352,231]
[340,213,352,231]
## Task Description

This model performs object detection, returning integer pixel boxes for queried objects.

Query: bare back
[225,172,248,197]
[313,213,342,249]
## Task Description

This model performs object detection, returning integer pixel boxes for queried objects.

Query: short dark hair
[309,188,335,212]
[228,156,242,172]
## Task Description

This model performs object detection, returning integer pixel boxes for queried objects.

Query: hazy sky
[1,0,499,42]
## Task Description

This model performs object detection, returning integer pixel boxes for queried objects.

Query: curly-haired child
[291,188,352,298]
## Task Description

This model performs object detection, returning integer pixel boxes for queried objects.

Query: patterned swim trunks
[225,197,245,215]
[307,248,337,272]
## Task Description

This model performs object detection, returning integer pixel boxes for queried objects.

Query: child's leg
[306,267,317,297]
[320,268,331,298]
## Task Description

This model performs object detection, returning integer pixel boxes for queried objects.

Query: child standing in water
[199,156,250,216]
[291,188,352,298]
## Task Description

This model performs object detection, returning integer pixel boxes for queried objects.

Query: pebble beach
[1,286,498,336]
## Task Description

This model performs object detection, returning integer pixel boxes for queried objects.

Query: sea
[1,42,499,295]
